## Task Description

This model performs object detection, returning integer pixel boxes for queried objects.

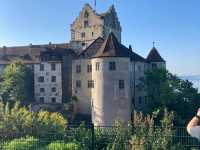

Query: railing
[0,124,200,150]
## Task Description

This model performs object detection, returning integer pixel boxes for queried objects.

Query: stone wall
[72,58,92,115]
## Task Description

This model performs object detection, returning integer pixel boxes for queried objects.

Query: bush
[2,137,39,150]
[129,109,184,149]
[47,141,81,150]
[0,102,67,140]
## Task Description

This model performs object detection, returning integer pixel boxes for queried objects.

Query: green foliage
[0,101,67,140]
[105,121,132,150]
[0,62,34,102]
[130,109,184,150]
[47,141,81,150]
[140,69,200,125]
[69,122,92,149]
[2,136,39,150]
[70,96,79,103]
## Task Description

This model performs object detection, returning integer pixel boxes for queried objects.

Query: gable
[71,4,103,30]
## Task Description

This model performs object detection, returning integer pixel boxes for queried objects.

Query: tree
[140,68,200,125]
[0,61,34,103]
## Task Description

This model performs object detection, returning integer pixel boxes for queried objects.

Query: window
[138,97,142,105]
[92,32,94,37]
[40,64,44,71]
[82,42,85,46]
[84,11,89,18]
[109,62,116,71]
[76,81,81,88]
[39,97,44,103]
[84,20,89,28]
[138,65,141,73]
[152,63,157,69]
[71,31,75,40]
[38,76,44,83]
[88,80,94,88]
[119,80,125,89]
[51,63,56,71]
[76,80,81,88]
[76,65,81,73]
[81,32,85,38]
[51,97,56,103]
[40,88,45,93]
[51,76,56,82]
[87,64,92,73]
[96,62,100,71]
[51,87,56,92]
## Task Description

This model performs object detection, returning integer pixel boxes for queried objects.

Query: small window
[40,64,44,71]
[109,62,116,71]
[82,42,86,46]
[51,87,56,92]
[138,97,142,105]
[51,63,56,71]
[138,66,141,73]
[87,64,92,73]
[84,20,89,28]
[39,97,44,103]
[51,76,56,82]
[51,97,56,103]
[76,80,81,88]
[119,80,125,89]
[92,32,94,37]
[88,80,94,88]
[40,88,45,93]
[84,11,89,18]
[152,63,157,69]
[38,76,44,83]
[96,62,100,71]
[81,32,85,38]
[76,65,81,73]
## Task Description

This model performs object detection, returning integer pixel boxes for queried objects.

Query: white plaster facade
[34,62,62,104]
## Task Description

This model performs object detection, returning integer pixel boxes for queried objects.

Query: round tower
[146,46,166,69]
[91,33,131,126]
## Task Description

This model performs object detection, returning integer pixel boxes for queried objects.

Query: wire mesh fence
[0,124,200,150]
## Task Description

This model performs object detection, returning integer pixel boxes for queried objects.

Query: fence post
[91,123,95,150]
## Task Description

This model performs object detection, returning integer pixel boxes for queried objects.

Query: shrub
[47,141,81,150]
[129,109,184,150]
[2,136,39,150]
[0,102,67,140]
[34,111,67,139]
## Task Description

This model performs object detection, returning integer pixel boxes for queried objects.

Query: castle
[0,4,166,126]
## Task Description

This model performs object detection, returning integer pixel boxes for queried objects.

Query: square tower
[70,4,121,50]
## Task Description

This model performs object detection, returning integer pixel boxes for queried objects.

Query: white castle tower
[91,33,131,126]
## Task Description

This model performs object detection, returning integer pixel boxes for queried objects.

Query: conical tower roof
[147,47,165,62]
[94,33,130,58]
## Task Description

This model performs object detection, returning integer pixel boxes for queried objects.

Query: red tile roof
[146,47,165,62]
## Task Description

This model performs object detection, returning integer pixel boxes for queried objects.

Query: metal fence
[0,124,200,150]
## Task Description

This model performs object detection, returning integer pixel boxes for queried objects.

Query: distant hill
[180,75,200,92]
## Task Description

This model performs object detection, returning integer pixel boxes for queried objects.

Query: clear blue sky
[0,0,200,75]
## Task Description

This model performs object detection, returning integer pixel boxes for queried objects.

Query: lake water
[180,75,200,92]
